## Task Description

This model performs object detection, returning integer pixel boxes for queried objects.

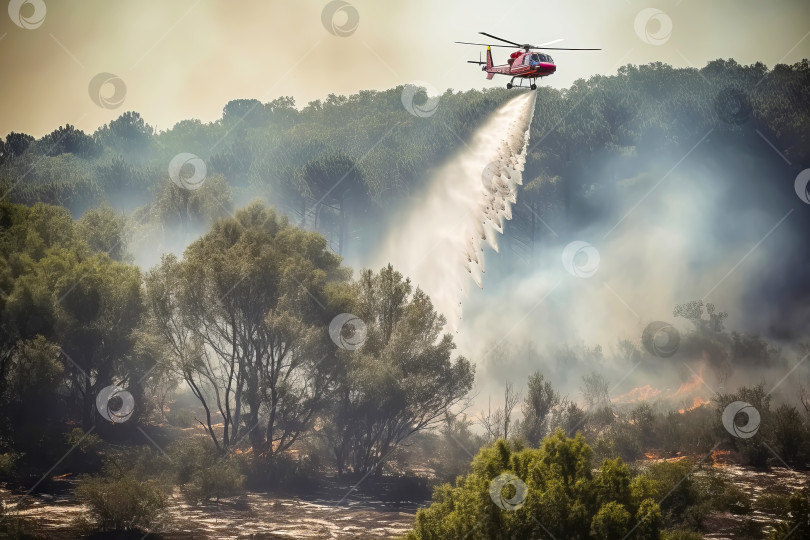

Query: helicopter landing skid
[506,77,538,90]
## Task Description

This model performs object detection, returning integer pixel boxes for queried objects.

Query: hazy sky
[1,0,808,137]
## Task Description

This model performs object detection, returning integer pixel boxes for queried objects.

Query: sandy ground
[1,476,423,539]
[2,464,807,539]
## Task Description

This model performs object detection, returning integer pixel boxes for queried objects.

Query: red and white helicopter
[456,32,600,89]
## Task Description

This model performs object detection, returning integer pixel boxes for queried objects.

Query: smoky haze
[363,97,810,416]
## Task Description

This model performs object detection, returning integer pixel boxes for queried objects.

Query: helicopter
[456,32,600,89]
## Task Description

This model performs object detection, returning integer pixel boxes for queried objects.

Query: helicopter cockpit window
[531,54,541,62]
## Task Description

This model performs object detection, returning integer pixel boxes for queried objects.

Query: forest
[1,58,810,539]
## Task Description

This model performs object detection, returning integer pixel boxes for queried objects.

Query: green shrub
[695,468,750,514]
[183,460,245,503]
[770,487,810,539]
[643,460,702,527]
[62,427,103,471]
[247,451,323,493]
[167,435,219,483]
[758,492,790,517]
[406,430,663,540]
[661,531,702,540]
[64,427,102,453]
[76,473,167,531]
[590,501,631,539]
[0,452,19,477]
[102,446,174,486]
[166,407,195,428]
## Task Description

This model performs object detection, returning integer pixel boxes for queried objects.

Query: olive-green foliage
[326,264,474,476]
[407,430,662,540]
[660,531,703,540]
[641,459,705,530]
[770,487,810,540]
[0,201,146,432]
[184,460,245,503]
[5,59,805,255]
[144,202,348,458]
[166,435,245,503]
[695,467,750,515]
[0,452,18,477]
[758,492,791,518]
[76,472,167,532]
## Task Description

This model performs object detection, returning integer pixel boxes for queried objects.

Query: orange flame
[711,449,732,467]
[678,397,711,414]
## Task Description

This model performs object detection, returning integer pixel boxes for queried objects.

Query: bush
[183,460,245,503]
[102,446,174,487]
[167,435,219,483]
[76,473,167,532]
[590,501,631,539]
[63,427,103,471]
[643,460,704,528]
[166,407,195,428]
[770,487,810,539]
[758,492,790,517]
[0,452,19,477]
[406,430,663,540]
[661,531,703,540]
[167,435,245,503]
[249,451,322,493]
[695,468,750,514]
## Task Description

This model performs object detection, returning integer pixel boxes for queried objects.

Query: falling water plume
[372,91,537,325]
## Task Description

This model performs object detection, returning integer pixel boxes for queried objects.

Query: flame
[614,363,712,412]
[711,449,732,467]
[678,397,711,414]
[613,384,662,403]
[672,365,705,398]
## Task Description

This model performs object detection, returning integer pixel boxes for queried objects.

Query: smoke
[370,99,809,413]
[370,91,537,323]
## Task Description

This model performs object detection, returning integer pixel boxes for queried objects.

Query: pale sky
[1,0,808,137]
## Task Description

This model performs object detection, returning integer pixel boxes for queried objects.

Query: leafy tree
[327,264,474,475]
[93,111,155,157]
[520,371,559,446]
[76,204,129,261]
[0,132,35,162]
[35,124,102,158]
[144,202,348,459]
[717,384,772,466]
[1,201,144,429]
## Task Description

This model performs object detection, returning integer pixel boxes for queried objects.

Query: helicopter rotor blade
[454,41,521,48]
[536,38,564,47]
[478,32,523,48]
[532,46,601,50]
